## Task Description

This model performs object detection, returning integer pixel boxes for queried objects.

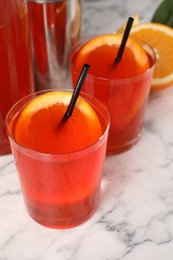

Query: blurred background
[81,0,163,37]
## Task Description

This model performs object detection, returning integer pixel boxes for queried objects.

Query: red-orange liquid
[9,94,108,228]
[0,2,34,155]
[28,1,67,77]
[71,40,155,154]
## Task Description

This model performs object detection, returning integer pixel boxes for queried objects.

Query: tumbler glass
[6,90,110,229]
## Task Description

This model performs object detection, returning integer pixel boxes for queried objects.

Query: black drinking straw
[63,64,90,119]
[115,17,134,62]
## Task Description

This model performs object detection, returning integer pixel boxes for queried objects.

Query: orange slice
[13,91,102,154]
[75,34,149,77]
[129,22,173,91]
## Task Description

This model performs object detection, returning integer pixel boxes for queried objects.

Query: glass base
[24,190,100,229]
[26,206,96,229]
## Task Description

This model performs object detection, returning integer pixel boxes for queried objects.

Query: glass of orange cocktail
[6,89,109,229]
[70,34,156,154]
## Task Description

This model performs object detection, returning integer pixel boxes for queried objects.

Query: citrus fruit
[129,22,173,91]
[74,34,149,78]
[13,91,102,154]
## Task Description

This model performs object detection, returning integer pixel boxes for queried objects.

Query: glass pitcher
[0,0,34,155]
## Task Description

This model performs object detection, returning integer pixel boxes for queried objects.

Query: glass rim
[6,89,110,161]
[70,34,156,85]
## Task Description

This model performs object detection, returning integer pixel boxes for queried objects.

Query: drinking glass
[6,90,110,229]
[70,36,156,154]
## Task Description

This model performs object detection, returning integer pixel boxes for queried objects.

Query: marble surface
[2,0,173,259]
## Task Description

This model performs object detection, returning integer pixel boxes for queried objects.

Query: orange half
[130,22,173,91]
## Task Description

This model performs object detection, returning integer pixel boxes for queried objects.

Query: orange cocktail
[70,34,156,154]
[28,1,67,77]
[6,90,109,229]
[0,0,34,155]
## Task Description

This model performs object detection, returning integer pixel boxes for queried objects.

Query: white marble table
[2,0,173,259]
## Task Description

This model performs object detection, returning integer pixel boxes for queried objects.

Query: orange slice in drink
[74,34,149,78]
[129,22,173,91]
[13,91,102,154]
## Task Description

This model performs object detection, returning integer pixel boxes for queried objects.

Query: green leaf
[151,0,173,27]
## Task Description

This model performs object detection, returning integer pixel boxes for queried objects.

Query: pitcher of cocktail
[0,0,34,155]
